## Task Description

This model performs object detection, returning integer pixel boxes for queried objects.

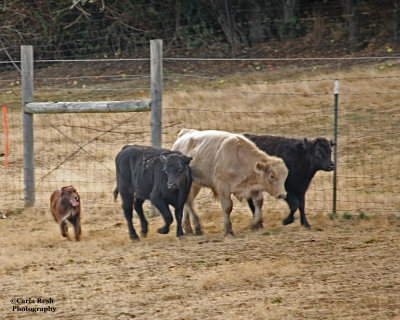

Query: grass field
[1,58,399,319]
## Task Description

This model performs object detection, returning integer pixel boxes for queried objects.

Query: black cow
[113,145,192,240]
[244,134,335,229]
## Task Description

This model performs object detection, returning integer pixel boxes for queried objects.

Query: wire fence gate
[19,41,162,209]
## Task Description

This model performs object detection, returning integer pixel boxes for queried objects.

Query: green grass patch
[341,212,353,220]
[271,297,282,303]
[357,212,369,220]
[328,212,339,220]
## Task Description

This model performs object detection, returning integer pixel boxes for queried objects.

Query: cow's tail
[113,187,119,201]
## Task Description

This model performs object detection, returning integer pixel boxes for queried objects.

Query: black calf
[114,145,192,240]
[244,134,335,229]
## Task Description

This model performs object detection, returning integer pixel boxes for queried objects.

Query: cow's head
[161,154,192,190]
[302,138,335,171]
[61,186,80,207]
[255,157,288,200]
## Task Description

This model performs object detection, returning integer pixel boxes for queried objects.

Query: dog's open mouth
[70,199,79,207]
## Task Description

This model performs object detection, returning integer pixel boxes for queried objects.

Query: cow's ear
[299,138,309,150]
[255,161,269,173]
[159,155,169,172]
[160,155,168,163]
[184,156,193,165]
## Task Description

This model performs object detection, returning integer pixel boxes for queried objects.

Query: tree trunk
[395,0,400,41]
[282,0,299,40]
[167,0,181,51]
[346,0,361,52]
[208,0,246,56]
[247,1,265,45]
[223,0,241,56]
[283,0,298,24]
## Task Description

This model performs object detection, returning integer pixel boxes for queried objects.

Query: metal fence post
[21,45,35,207]
[149,40,163,217]
[150,39,162,148]
[332,79,339,214]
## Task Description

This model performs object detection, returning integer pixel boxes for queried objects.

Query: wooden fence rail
[24,100,151,114]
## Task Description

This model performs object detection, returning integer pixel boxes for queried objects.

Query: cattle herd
[51,129,335,241]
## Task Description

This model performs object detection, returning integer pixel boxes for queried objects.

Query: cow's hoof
[157,226,170,234]
[183,226,193,234]
[141,226,148,237]
[251,222,264,230]
[130,237,140,242]
[195,228,203,236]
[282,216,294,225]
[224,230,235,237]
[302,222,311,229]
[129,232,140,241]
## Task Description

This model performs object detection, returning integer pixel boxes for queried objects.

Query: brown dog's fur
[50,186,81,241]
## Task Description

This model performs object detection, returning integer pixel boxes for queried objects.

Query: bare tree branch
[1,0,7,11]
[63,13,84,29]
[0,39,20,73]
[70,0,83,10]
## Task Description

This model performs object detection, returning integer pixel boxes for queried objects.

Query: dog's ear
[61,186,76,194]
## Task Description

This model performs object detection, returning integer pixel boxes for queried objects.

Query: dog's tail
[113,187,119,201]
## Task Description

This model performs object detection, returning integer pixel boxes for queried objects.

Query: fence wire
[1,57,399,222]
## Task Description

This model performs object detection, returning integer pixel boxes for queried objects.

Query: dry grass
[1,207,399,319]
[1,59,400,319]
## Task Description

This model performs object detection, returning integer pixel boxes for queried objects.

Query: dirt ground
[1,204,399,319]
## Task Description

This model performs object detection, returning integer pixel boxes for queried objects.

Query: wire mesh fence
[1,55,399,221]
[335,84,400,215]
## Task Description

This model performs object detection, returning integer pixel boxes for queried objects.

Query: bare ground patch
[1,206,399,319]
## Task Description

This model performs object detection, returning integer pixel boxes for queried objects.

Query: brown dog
[50,186,81,241]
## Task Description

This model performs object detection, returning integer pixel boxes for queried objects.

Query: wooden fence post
[21,45,35,207]
[150,39,162,148]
